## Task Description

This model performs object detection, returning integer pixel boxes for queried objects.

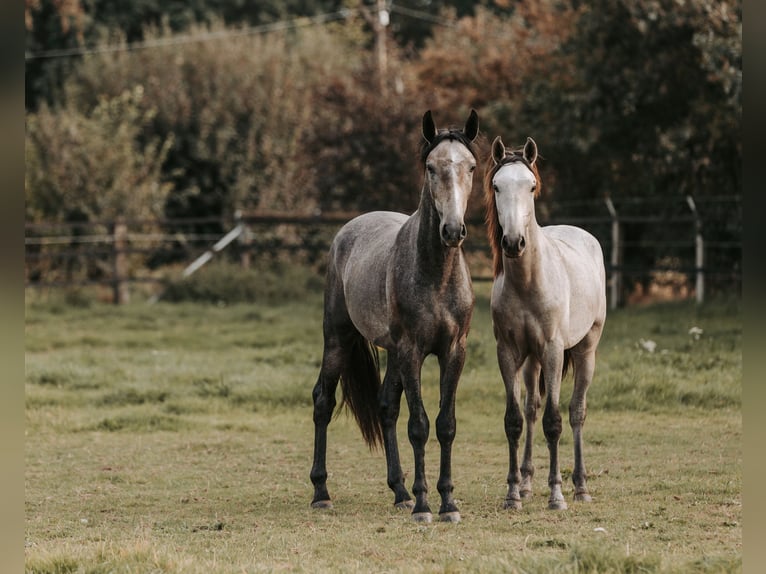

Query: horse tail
[338,332,383,450]
[538,349,574,397]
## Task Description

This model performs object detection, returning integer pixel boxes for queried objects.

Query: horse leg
[434,340,467,522]
[497,342,524,510]
[400,349,431,522]
[310,339,343,508]
[570,349,596,503]
[541,343,567,510]
[379,356,413,509]
[520,357,541,499]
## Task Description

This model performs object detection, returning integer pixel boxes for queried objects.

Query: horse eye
[493,184,499,193]
[469,165,476,173]
[427,165,436,175]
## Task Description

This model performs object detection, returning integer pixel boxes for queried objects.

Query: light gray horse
[310,110,480,522]
[484,136,606,510]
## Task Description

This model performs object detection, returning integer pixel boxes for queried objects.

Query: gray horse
[310,109,479,523]
[484,136,606,510]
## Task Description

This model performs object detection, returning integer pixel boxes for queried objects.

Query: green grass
[25,282,741,573]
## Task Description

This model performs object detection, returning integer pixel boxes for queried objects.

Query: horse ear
[422,110,437,144]
[464,108,479,141]
[523,137,538,165]
[491,136,505,165]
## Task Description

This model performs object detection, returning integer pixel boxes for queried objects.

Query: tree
[25,0,87,109]
[25,86,173,223]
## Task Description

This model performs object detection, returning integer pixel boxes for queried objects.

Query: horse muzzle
[440,222,468,248]
[501,234,526,258]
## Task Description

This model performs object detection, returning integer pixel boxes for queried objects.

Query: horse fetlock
[519,469,534,494]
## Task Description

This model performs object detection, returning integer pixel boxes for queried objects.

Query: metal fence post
[112,218,130,305]
[686,196,704,304]
[604,197,622,309]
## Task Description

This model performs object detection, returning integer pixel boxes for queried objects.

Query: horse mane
[483,149,542,277]
[420,129,478,165]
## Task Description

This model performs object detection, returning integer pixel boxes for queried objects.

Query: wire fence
[25,196,741,306]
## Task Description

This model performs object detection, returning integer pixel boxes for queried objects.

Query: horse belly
[543,227,605,333]
[334,212,406,347]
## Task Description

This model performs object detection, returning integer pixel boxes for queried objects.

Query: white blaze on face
[493,162,536,243]
[426,140,475,224]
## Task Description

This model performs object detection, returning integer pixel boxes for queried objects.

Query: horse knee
[435,413,456,445]
[569,401,587,427]
[408,412,430,446]
[525,403,539,424]
[542,408,562,442]
[504,409,523,442]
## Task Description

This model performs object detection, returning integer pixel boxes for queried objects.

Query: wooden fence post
[112,218,130,305]
[604,197,622,310]
[686,196,704,304]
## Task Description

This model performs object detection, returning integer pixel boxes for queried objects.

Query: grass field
[25,277,742,573]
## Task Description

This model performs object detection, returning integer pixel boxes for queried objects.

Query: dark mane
[483,150,542,277]
[420,129,478,165]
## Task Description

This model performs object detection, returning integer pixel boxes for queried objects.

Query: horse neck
[413,183,463,271]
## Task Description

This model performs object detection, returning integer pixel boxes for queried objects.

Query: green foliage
[25,86,173,223]
[63,21,362,219]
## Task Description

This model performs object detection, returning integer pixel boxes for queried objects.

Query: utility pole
[360,0,389,96]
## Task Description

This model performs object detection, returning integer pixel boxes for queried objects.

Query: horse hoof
[439,511,461,523]
[548,499,568,510]
[395,500,415,510]
[503,498,522,510]
[412,512,433,523]
[311,500,333,510]
[574,493,593,503]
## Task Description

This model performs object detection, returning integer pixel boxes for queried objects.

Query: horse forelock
[420,129,477,165]
[483,152,542,277]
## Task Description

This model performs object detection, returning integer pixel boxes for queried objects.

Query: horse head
[488,136,540,259]
[421,109,479,248]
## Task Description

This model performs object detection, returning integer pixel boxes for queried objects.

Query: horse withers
[484,136,606,510]
[310,109,480,523]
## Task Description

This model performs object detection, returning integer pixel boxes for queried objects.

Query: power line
[388,4,457,28]
[25,2,466,62]
[25,8,358,61]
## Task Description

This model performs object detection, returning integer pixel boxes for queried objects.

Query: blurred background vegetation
[24,0,741,297]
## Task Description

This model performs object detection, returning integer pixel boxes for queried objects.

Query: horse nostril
[460,224,467,239]
[518,236,526,250]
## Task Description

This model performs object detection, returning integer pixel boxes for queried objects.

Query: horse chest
[493,287,562,353]
[390,276,472,351]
